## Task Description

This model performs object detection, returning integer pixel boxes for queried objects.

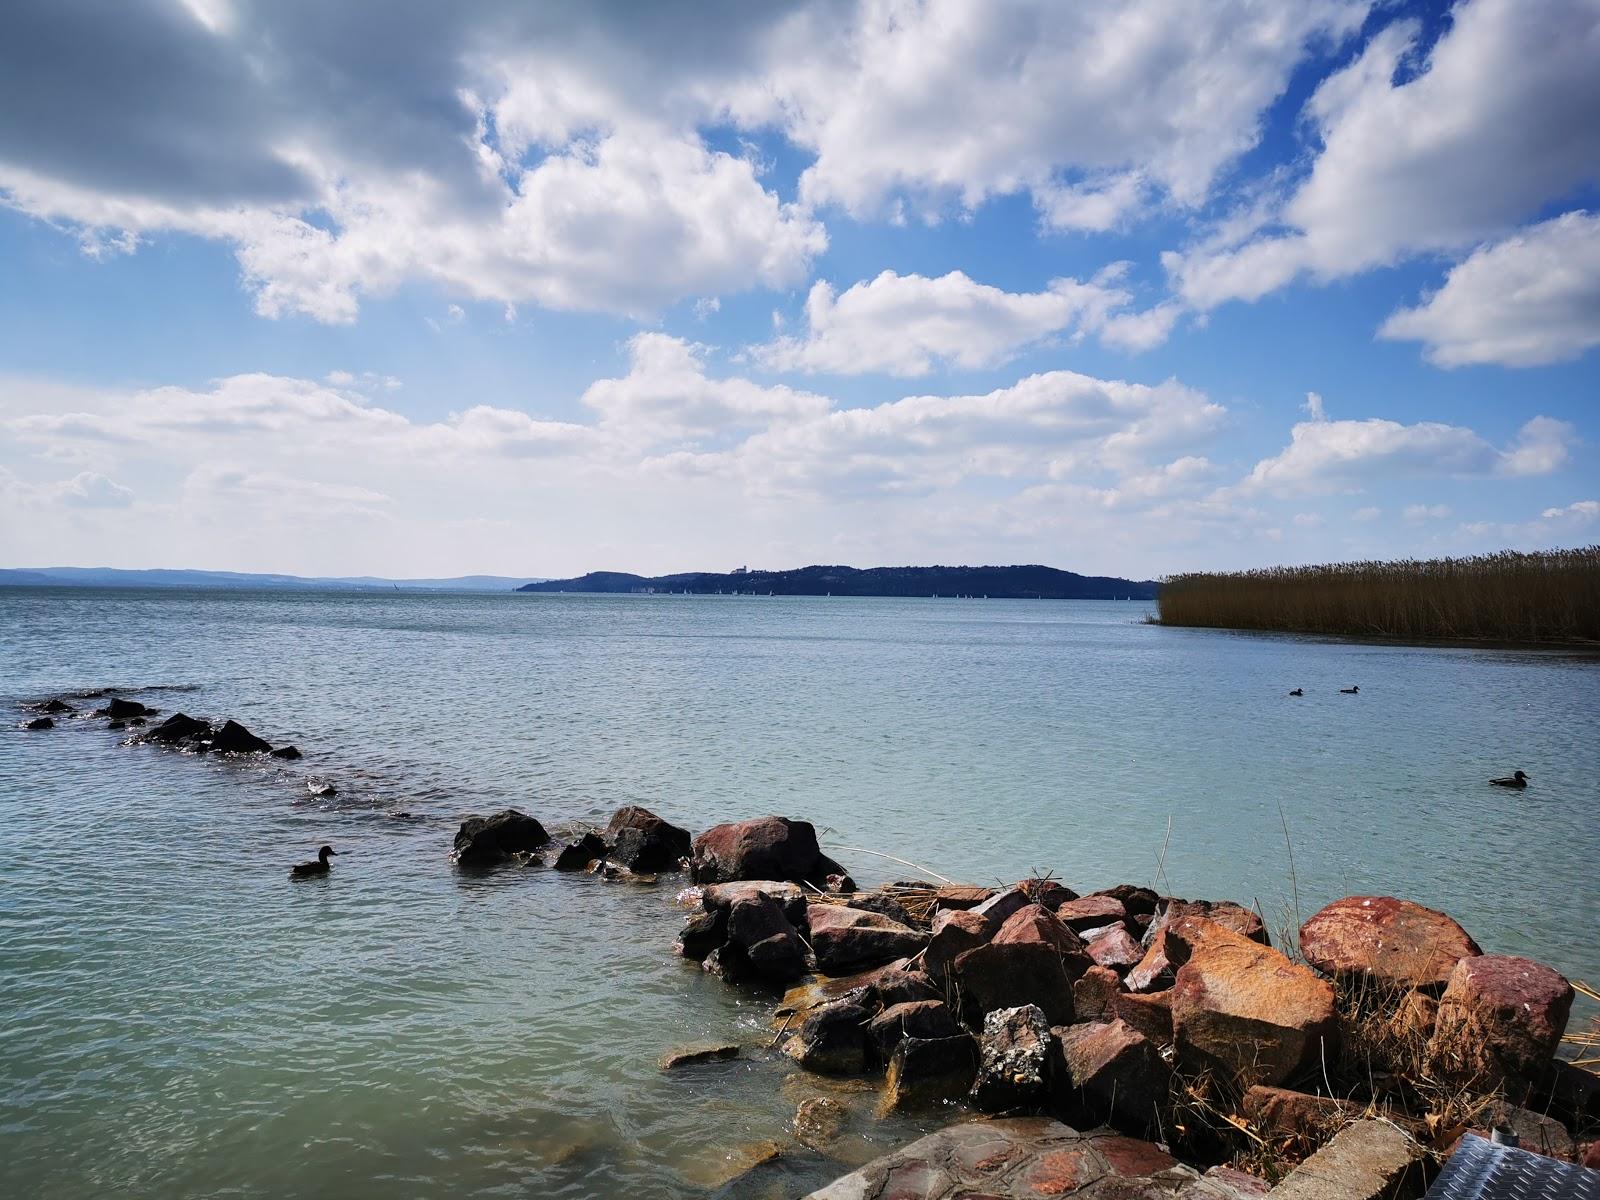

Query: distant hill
[518,564,1158,600]
[0,567,542,592]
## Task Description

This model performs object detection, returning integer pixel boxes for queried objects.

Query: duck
[1339,685,1359,694]
[290,845,339,878]
[1288,688,1303,697]
[1489,770,1529,789]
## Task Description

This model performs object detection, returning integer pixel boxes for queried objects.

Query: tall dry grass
[1157,547,1600,644]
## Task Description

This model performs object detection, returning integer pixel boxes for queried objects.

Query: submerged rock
[793,1096,848,1150]
[786,997,874,1074]
[212,719,273,754]
[453,808,549,866]
[138,712,214,747]
[1299,895,1481,991]
[552,831,606,871]
[24,716,54,730]
[658,1042,740,1070]
[690,815,846,886]
[105,697,151,719]
[880,1034,979,1112]
[605,804,692,872]
[1427,953,1572,1094]
[39,698,75,714]
[270,745,302,760]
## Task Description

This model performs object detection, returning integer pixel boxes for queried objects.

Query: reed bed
[1157,547,1600,644]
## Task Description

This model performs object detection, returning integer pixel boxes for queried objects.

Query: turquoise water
[2,587,1597,1198]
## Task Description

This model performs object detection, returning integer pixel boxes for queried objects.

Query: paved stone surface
[801,1117,1213,1198]
[1270,1119,1427,1200]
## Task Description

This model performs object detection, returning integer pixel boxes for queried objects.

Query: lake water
[2,588,1597,1199]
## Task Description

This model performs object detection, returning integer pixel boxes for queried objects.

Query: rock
[1427,954,1573,1093]
[932,885,995,912]
[1241,1086,1361,1143]
[552,831,606,871]
[453,808,549,866]
[690,816,844,886]
[867,999,959,1061]
[1086,926,1145,972]
[777,959,931,1024]
[1390,988,1439,1042]
[971,1004,1052,1112]
[1019,878,1079,908]
[139,712,213,747]
[1056,895,1129,932]
[604,804,692,872]
[807,903,928,975]
[39,698,75,714]
[786,998,873,1074]
[270,745,302,760]
[107,719,126,730]
[1109,991,1174,1045]
[1170,917,1339,1088]
[306,779,337,798]
[1128,899,1267,992]
[845,892,915,927]
[105,697,150,719]
[972,885,1035,926]
[793,1097,848,1150]
[676,909,726,960]
[1299,895,1481,991]
[702,880,808,927]
[658,1042,740,1069]
[1473,1101,1576,1161]
[1194,1165,1273,1197]
[680,1139,786,1192]
[1074,965,1122,1022]
[1583,1140,1600,1170]
[874,965,940,1007]
[1054,1019,1171,1132]
[802,1117,1204,1199]
[1268,1119,1426,1200]
[727,892,808,982]
[212,719,273,754]
[1094,883,1163,918]
[879,1034,979,1112]
[24,716,53,730]
[953,904,1085,1025]
[923,908,994,977]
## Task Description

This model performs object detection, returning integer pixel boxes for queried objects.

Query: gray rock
[972,1004,1052,1112]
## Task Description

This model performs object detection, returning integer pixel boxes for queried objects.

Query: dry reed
[1157,546,1600,643]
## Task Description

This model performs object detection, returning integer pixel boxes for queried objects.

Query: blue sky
[1,0,1595,579]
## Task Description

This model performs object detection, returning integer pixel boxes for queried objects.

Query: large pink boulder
[690,816,844,886]
[1126,899,1266,992]
[1299,896,1480,990]
[1171,917,1339,1088]
[1427,954,1573,1092]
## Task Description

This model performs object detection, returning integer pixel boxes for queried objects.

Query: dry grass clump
[1157,546,1600,643]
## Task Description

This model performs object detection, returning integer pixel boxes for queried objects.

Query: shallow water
[2,588,1597,1199]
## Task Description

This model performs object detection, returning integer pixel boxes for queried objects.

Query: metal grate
[1426,1133,1600,1199]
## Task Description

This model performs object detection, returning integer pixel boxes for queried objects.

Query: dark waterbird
[1340,685,1359,694]
[290,845,339,878]
[1288,688,1303,696]
[1489,770,1529,789]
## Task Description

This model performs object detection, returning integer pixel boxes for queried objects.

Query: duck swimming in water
[1489,770,1529,789]
[290,845,338,878]
[1340,685,1359,694]
[1289,688,1303,696]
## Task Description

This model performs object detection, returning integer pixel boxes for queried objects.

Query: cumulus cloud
[752,267,1175,376]
[1379,211,1600,367]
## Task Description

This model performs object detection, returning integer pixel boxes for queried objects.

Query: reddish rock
[1171,917,1339,1088]
[701,880,808,926]
[1054,1019,1172,1131]
[924,907,995,977]
[1428,954,1573,1092]
[1093,884,1162,918]
[1019,878,1079,908]
[1127,900,1267,992]
[868,999,959,1061]
[971,885,1035,926]
[873,963,941,1008]
[880,1034,979,1111]
[604,804,692,872]
[931,884,995,912]
[953,904,1085,1025]
[1582,1140,1600,1170]
[972,1004,1052,1112]
[1087,926,1145,972]
[1390,988,1439,1042]
[1299,895,1481,991]
[1110,991,1174,1045]
[1472,1101,1576,1161]
[1242,1086,1361,1142]
[726,893,808,981]
[807,903,928,975]
[690,816,844,886]
[1056,894,1129,932]
[1073,965,1122,1022]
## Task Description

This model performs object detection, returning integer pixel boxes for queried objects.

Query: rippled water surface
[3,588,1598,1198]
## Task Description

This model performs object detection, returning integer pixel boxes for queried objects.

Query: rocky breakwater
[451,803,695,881]
[668,845,1596,1198]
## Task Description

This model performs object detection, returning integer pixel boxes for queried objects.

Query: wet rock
[107,719,126,730]
[453,808,549,866]
[1109,990,1174,1045]
[139,712,213,747]
[880,1034,979,1112]
[807,903,928,975]
[105,697,150,719]
[1054,1018,1172,1132]
[931,885,995,912]
[923,908,994,978]
[793,1096,848,1150]
[39,698,75,714]
[971,1004,1052,1112]
[552,831,606,871]
[1299,895,1481,991]
[212,719,273,754]
[306,779,337,798]
[702,880,808,927]
[1127,899,1267,992]
[953,904,1085,1025]
[604,804,692,872]
[1241,1085,1361,1143]
[873,964,940,1008]
[690,815,844,886]
[24,716,54,730]
[867,999,959,1061]
[658,1042,740,1069]
[1086,925,1145,973]
[727,892,808,982]
[1073,965,1122,1022]
[270,745,302,760]
[1427,954,1573,1093]
[777,959,931,1024]
[1056,894,1129,932]
[681,1139,786,1192]
[1268,1119,1426,1200]
[786,998,873,1075]
[1170,917,1338,1088]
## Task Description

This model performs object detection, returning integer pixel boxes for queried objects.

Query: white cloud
[1352,506,1381,522]
[1541,499,1600,522]
[1403,503,1451,522]
[752,268,1174,376]
[1380,211,1600,367]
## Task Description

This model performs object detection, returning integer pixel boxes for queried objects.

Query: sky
[0,0,1596,581]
